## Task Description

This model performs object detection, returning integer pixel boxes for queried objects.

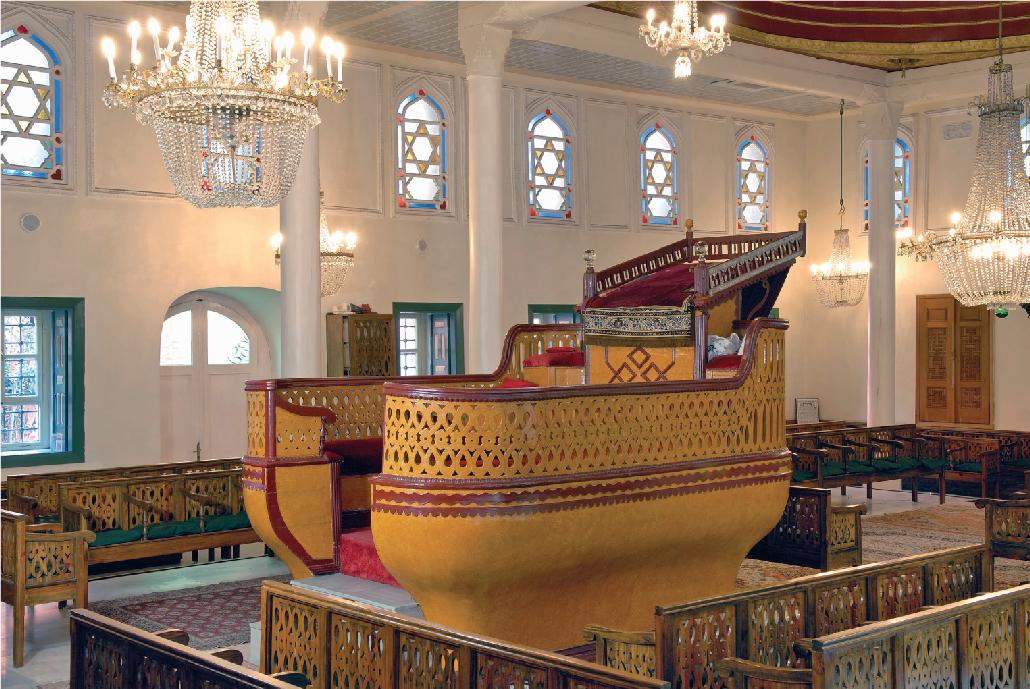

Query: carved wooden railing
[975,498,1030,560]
[701,227,807,298]
[260,580,669,689]
[718,585,1030,689]
[70,609,299,689]
[587,544,992,687]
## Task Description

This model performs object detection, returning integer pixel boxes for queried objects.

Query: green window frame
[1,297,85,467]
[391,302,464,375]
[527,304,581,325]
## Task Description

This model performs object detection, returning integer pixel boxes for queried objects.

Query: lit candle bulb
[167,26,180,52]
[321,36,334,77]
[273,35,282,62]
[300,27,315,73]
[127,21,141,65]
[335,41,345,81]
[260,20,275,59]
[282,31,295,62]
[101,37,117,81]
[345,231,358,250]
[989,209,1002,224]
[949,211,961,227]
[131,48,142,66]
[710,13,726,33]
[645,8,655,26]
[147,18,160,60]
[214,15,232,65]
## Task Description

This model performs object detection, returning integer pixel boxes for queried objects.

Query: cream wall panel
[925,113,975,229]
[320,60,383,214]
[585,99,629,230]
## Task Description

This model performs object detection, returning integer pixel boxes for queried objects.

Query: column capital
[861,100,904,141]
[459,23,512,77]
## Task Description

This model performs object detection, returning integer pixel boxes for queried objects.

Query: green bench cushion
[205,511,251,532]
[792,470,817,482]
[918,457,949,470]
[92,526,144,547]
[953,462,984,473]
[871,456,921,472]
[1005,457,1030,468]
[34,514,61,524]
[147,517,205,540]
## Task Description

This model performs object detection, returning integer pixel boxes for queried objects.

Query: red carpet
[339,528,400,586]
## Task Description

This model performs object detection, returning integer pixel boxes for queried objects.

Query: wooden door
[915,295,992,425]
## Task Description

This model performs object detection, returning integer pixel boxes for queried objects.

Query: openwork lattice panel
[247,391,267,457]
[397,633,461,689]
[128,480,174,525]
[875,568,925,620]
[64,486,120,532]
[964,605,1017,689]
[671,605,735,689]
[330,614,390,689]
[813,581,868,636]
[134,656,181,689]
[765,493,823,550]
[901,620,957,689]
[601,640,656,678]
[928,556,981,606]
[81,631,126,688]
[747,593,806,668]
[475,654,548,689]
[268,597,325,689]
[25,539,74,587]
[828,510,859,550]
[826,643,892,689]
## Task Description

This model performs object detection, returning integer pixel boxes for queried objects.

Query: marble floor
[0,485,974,688]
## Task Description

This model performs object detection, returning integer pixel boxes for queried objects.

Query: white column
[862,101,903,426]
[280,129,322,378]
[460,24,512,374]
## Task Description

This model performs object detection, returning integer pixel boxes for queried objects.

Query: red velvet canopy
[584,262,696,309]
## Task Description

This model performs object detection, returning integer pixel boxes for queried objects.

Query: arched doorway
[159,292,271,460]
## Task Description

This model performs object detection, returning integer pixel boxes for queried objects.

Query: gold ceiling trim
[776,1,1027,13]
[712,2,1030,30]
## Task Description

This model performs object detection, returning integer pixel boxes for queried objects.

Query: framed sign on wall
[795,398,820,424]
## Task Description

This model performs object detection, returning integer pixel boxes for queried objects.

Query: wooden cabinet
[916,295,991,425]
[326,313,396,377]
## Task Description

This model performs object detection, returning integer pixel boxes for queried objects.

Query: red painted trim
[372,449,790,491]
[382,319,786,402]
[265,391,276,460]
[330,460,342,571]
[243,455,333,468]
[372,472,789,517]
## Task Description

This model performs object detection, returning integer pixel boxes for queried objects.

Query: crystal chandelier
[272,191,357,297]
[811,100,870,308]
[640,0,729,78]
[100,1,347,208]
[896,49,1030,309]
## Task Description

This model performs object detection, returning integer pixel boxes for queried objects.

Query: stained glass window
[528,110,571,219]
[396,90,446,210]
[2,312,46,449]
[1021,115,1029,179]
[398,316,418,376]
[736,136,768,231]
[1,26,64,181]
[160,311,192,367]
[863,137,911,232]
[207,311,250,365]
[640,124,678,226]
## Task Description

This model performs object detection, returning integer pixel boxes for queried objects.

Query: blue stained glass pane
[55,146,62,165]
[31,34,59,65]
[2,169,48,178]
[54,78,61,132]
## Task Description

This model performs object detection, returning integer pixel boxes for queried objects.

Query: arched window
[1021,115,1029,180]
[640,123,678,226]
[863,137,911,232]
[396,90,446,210]
[528,109,571,219]
[736,136,768,231]
[1,25,64,181]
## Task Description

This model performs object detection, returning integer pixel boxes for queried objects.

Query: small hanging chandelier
[100,1,347,208]
[639,0,729,78]
[896,4,1030,311]
[272,191,357,297]
[811,100,870,308]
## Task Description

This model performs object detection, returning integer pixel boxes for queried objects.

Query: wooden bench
[1,508,93,667]
[920,433,1002,499]
[716,585,1030,689]
[260,580,669,689]
[584,544,992,683]
[69,608,305,689]
[975,497,1030,561]
[747,486,866,571]
[59,469,258,566]
[6,457,240,521]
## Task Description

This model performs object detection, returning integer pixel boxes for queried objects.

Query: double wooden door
[916,295,992,425]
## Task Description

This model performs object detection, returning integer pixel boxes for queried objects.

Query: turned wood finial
[686,218,695,232]
[798,209,807,221]
[693,241,708,263]
[584,249,596,267]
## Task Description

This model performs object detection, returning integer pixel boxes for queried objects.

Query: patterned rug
[89,575,289,650]
[737,498,1029,589]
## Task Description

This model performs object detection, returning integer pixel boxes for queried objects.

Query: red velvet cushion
[523,351,586,367]
[707,354,742,370]
[498,377,538,388]
[585,262,696,308]
[324,437,384,474]
[545,346,577,353]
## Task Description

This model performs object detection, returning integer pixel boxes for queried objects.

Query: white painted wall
[2,1,1027,476]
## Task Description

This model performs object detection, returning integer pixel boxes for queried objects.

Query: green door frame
[527,304,582,324]
[391,302,465,374]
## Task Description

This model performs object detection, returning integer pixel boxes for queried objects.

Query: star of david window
[863,137,911,232]
[640,124,678,226]
[396,90,446,210]
[1,25,64,181]
[528,110,571,219]
[737,136,768,231]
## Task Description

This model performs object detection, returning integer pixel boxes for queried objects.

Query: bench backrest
[6,457,240,515]
[654,544,991,689]
[260,580,668,689]
[58,469,242,533]
[975,498,1030,560]
[70,608,299,689]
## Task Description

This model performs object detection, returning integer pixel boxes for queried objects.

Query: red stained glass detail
[442,121,447,128]
[397,115,403,123]
[440,200,446,210]
[50,168,62,180]
[565,211,572,219]
[200,150,209,159]
[750,135,756,141]
[54,69,60,76]
[16,25,28,34]
[255,157,261,163]
[737,222,743,229]
[398,197,407,208]
[201,179,212,191]
[55,136,62,144]
[673,218,678,225]
[655,121,661,129]
[418,89,425,96]
[641,192,646,198]
[529,208,536,217]
[642,214,649,223]
[545,108,552,115]
[640,145,645,151]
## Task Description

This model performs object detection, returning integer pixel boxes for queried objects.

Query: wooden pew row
[976,498,1030,561]
[5,457,241,520]
[59,469,258,565]
[259,580,669,689]
[717,585,1030,689]
[585,544,992,683]
[69,609,304,689]
[748,486,865,571]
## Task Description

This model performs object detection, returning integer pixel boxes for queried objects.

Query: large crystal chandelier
[100,1,347,208]
[272,191,357,297]
[640,0,729,78]
[811,100,870,308]
[896,9,1030,309]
